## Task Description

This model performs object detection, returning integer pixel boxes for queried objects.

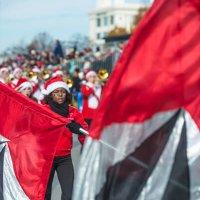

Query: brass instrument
[98,69,109,81]
[66,78,73,88]
[26,70,38,82]
[40,69,51,80]
[63,76,73,88]
[9,74,14,82]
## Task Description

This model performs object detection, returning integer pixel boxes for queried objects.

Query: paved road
[51,136,82,200]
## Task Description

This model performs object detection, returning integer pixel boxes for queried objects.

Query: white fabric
[3,144,29,200]
[0,135,29,200]
[138,111,184,200]
[73,110,177,200]
[73,110,200,200]
[185,112,200,200]
[86,82,102,109]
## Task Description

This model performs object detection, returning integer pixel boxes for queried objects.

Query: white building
[89,0,148,45]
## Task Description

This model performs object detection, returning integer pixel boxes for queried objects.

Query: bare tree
[66,33,90,51]
[28,32,54,51]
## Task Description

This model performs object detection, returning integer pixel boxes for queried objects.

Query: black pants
[45,155,74,200]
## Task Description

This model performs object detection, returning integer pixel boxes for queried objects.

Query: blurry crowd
[0,40,123,125]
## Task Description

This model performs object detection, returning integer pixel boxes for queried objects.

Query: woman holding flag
[42,76,88,200]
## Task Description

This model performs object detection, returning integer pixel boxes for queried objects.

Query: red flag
[0,83,69,200]
[74,0,200,199]
[90,0,200,138]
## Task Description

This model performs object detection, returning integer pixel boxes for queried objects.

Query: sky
[0,0,149,52]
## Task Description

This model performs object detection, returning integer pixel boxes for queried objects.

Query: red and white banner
[73,0,200,199]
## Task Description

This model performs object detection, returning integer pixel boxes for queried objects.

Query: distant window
[104,16,108,26]
[110,15,114,25]
[97,18,101,27]
[97,33,101,39]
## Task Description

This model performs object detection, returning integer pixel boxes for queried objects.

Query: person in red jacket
[81,71,102,126]
[42,76,87,200]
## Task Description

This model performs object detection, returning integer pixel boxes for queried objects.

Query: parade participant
[52,66,64,77]
[81,71,102,126]
[72,68,82,111]
[15,77,33,98]
[0,67,9,84]
[42,76,87,200]
[12,67,23,87]
[82,61,91,82]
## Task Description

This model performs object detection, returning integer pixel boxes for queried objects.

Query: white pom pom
[41,89,48,95]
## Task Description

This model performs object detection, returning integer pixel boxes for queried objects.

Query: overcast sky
[0,0,150,52]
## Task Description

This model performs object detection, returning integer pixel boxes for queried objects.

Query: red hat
[42,76,69,95]
[52,66,63,77]
[86,70,97,80]
[15,78,33,92]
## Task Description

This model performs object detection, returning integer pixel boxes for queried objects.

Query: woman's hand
[66,120,83,135]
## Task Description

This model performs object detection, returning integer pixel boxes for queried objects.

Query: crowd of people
[0,45,113,126]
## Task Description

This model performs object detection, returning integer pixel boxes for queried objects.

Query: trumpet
[63,76,73,88]
[26,70,38,82]
[98,69,109,81]
[66,78,73,88]
[40,69,51,80]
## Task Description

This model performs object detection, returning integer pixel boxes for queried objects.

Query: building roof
[89,3,145,15]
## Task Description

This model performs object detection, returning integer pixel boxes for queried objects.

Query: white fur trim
[45,81,70,95]
[86,71,97,80]
[52,71,63,77]
[16,82,33,92]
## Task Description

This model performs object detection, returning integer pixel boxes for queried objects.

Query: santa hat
[15,78,33,92]
[42,76,69,95]
[86,71,97,80]
[52,66,63,77]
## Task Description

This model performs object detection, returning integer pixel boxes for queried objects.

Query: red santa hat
[52,66,63,77]
[15,78,33,92]
[86,70,97,80]
[42,76,69,95]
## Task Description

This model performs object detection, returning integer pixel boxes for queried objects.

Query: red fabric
[43,105,87,156]
[81,84,96,119]
[90,0,200,139]
[0,83,70,200]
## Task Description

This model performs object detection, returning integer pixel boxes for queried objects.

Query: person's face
[88,75,97,84]
[2,71,9,79]
[15,71,22,79]
[20,87,32,97]
[51,88,67,104]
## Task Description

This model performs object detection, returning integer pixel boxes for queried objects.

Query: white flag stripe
[73,110,178,200]
[3,144,29,200]
[138,111,185,200]
[185,112,200,200]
